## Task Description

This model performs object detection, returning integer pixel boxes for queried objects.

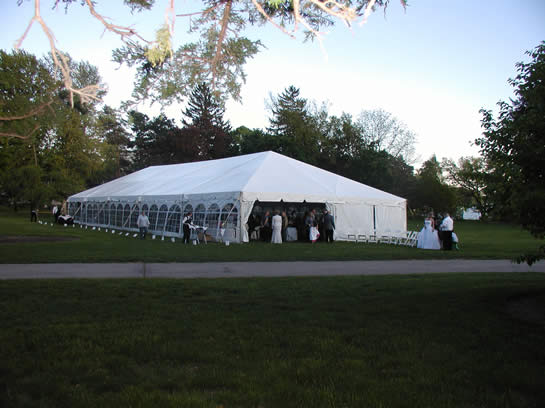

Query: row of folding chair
[347,231,418,247]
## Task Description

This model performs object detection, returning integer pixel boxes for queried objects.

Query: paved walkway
[0,260,544,279]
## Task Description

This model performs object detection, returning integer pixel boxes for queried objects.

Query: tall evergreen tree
[181,83,231,160]
[92,106,131,180]
[267,86,307,136]
[266,85,322,164]
[129,111,178,170]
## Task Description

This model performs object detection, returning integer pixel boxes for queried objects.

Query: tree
[91,106,131,180]
[182,82,232,160]
[476,42,545,263]
[442,156,493,218]
[1,49,119,209]
[0,50,57,145]
[13,1,406,106]
[230,126,277,156]
[128,111,179,170]
[266,85,322,164]
[356,108,417,164]
[411,155,456,214]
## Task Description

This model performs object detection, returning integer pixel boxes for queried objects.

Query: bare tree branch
[360,0,377,25]
[84,0,150,44]
[308,0,358,26]
[15,0,104,108]
[211,0,233,86]
[250,0,296,39]
[176,1,225,18]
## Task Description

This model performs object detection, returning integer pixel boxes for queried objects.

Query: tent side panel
[333,203,374,240]
[239,195,256,243]
[375,203,407,236]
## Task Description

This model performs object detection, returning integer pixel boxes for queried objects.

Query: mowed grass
[1,274,544,407]
[0,212,543,263]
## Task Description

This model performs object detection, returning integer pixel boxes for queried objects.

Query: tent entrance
[247,201,326,242]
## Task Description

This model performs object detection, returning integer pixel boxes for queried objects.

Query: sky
[2,0,545,167]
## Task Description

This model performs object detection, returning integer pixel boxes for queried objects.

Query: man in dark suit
[323,209,335,243]
[182,212,193,244]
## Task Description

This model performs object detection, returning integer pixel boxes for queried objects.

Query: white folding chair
[407,231,418,247]
[399,231,410,246]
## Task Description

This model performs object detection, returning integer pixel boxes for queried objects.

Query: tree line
[2,43,544,255]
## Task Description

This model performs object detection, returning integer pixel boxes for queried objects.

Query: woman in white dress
[417,213,441,250]
[309,221,320,243]
[271,211,283,244]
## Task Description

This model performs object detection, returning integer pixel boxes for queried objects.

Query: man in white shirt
[440,213,454,250]
[52,205,59,223]
[137,211,150,240]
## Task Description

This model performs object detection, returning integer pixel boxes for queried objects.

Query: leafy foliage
[476,42,545,264]
[476,43,545,238]
[411,155,457,214]
[442,156,493,218]
[0,50,110,208]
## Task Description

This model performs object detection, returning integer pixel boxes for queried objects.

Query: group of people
[30,203,64,223]
[304,209,335,244]
[417,212,456,250]
[249,208,335,244]
[136,211,195,243]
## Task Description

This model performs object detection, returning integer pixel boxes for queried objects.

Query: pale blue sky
[2,0,544,166]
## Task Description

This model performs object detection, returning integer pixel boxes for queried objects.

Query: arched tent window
[149,204,159,231]
[156,204,168,233]
[206,203,220,232]
[69,202,79,219]
[115,204,123,227]
[87,204,93,224]
[98,202,106,225]
[122,204,130,228]
[220,203,238,228]
[165,204,181,233]
[194,204,206,227]
[130,204,140,229]
[81,204,87,224]
[90,204,98,224]
[109,203,116,227]
[184,204,193,217]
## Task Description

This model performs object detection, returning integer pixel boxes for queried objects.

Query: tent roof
[68,151,405,204]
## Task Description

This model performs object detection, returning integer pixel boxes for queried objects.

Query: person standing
[439,213,454,250]
[309,221,320,243]
[304,210,315,242]
[52,205,59,223]
[137,210,150,240]
[417,213,441,250]
[281,211,288,242]
[261,211,271,242]
[271,211,282,244]
[323,209,335,243]
[182,212,193,244]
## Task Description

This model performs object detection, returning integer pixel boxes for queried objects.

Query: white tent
[67,151,407,242]
[462,207,482,220]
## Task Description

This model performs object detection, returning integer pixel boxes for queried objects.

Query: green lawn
[1,274,544,407]
[0,212,542,263]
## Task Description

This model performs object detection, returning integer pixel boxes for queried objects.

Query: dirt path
[0,259,544,280]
